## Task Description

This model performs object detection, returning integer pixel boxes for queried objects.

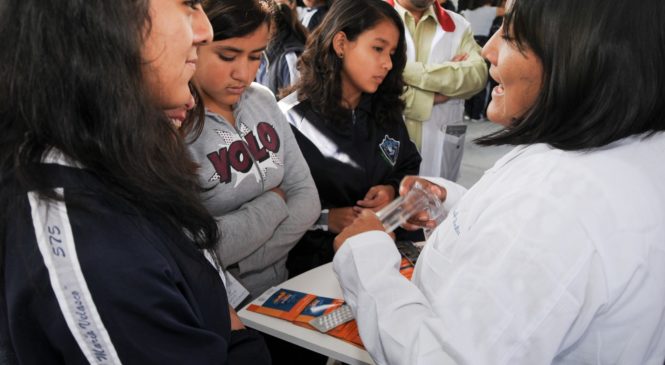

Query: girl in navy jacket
[279,0,422,277]
[0,0,270,363]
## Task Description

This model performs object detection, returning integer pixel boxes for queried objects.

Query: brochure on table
[246,256,416,348]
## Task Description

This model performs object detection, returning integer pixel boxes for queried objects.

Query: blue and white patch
[379,135,400,166]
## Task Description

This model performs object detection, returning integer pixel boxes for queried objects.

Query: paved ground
[456,118,513,189]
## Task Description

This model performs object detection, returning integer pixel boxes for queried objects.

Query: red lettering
[206,148,232,183]
[207,124,281,185]
[245,131,269,162]
[257,122,280,153]
[228,142,252,173]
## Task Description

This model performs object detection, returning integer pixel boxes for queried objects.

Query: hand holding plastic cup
[375,182,444,232]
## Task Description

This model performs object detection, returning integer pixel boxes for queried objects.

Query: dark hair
[268,3,308,57]
[204,0,274,41]
[181,83,208,140]
[477,0,665,150]
[291,0,407,127]
[469,0,492,10]
[0,1,218,251]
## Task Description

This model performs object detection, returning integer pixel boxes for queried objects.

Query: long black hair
[0,0,218,251]
[477,0,665,150]
[292,0,407,127]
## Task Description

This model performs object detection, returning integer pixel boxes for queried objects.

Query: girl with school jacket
[0,0,270,363]
[279,0,422,277]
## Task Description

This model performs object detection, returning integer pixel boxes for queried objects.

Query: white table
[238,263,375,365]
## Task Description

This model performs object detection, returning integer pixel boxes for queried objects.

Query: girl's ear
[332,31,348,58]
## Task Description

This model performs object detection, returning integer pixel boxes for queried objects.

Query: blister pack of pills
[308,304,354,333]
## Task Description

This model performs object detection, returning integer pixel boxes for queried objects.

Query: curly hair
[290,0,407,128]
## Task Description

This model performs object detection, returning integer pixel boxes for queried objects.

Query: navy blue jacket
[280,93,422,277]
[1,163,270,364]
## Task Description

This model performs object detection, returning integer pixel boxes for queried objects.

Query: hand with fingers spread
[356,184,396,212]
[398,176,447,231]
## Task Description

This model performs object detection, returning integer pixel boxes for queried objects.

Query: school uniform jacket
[1,156,270,364]
[279,92,422,276]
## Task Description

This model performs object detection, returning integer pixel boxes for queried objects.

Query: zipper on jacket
[226,119,267,192]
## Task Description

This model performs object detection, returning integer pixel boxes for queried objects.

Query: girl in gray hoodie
[188,0,320,299]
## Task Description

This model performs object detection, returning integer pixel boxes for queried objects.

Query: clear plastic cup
[376,182,444,232]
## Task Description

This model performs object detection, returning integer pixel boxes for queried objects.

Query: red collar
[386,0,456,32]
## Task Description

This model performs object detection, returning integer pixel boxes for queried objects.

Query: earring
[337,52,344,59]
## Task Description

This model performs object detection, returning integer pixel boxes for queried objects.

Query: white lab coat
[334,132,665,364]
[403,11,471,179]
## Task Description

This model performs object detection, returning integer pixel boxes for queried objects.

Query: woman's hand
[356,184,396,212]
[399,176,447,231]
[229,305,246,331]
[328,207,360,234]
[334,209,385,252]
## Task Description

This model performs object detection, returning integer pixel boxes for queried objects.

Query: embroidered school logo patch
[379,135,400,166]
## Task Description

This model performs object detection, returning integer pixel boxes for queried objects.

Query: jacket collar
[387,0,455,32]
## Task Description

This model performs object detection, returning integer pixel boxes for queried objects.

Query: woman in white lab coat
[331,0,665,364]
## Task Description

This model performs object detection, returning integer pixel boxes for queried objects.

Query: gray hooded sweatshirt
[188,83,320,298]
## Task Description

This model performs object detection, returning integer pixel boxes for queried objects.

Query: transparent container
[375,182,444,232]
